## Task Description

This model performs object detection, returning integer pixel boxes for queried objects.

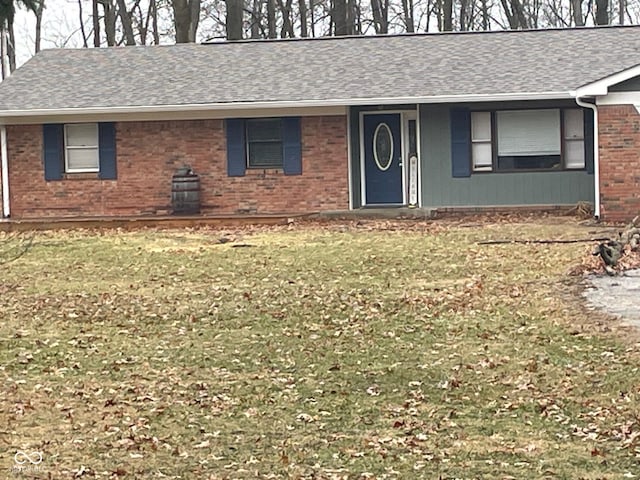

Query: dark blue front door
[363,113,403,205]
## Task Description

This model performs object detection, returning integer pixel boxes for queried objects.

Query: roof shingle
[1,26,640,111]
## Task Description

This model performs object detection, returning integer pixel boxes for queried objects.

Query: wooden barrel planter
[171,166,200,215]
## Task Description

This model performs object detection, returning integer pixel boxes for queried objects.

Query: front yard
[1,217,639,479]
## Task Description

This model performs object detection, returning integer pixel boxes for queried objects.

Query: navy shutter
[584,108,595,174]
[226,119,246,177]
[98,122,117,180]
[450,108,472,178]
[43,124,64,181]
[282,117,302,175]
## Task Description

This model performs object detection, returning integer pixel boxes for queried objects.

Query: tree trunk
[572,0,584,25]
[371,0,388,33]
[1,27,6,80]
[116,0,136,45]
[277,0,294,37]
[440,0,452,30]
[92,0,101,47]
[267,0,276,38]
[173,0,201,43]
[459,0,468,30]
[332,0,348,35]
[77,0,88,47]
[299,0,308,36]
[594,216,640,275]
[401,0,414,32]
[347,0,358,34]
[101,0,117,46]
[188,0,200,41]
[309,0,315,36]
[151,0,159,44]
[481,0,490,29]
[7,17,15,72]
[511,0,529,28]
[618,0,625,24]
[226,0,243,39]
[250,0,261,38]
[35,0,45,52]
[595,0,608,24]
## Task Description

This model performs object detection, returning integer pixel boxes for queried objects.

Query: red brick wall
[599,105,640,223]
[7,116,349,218]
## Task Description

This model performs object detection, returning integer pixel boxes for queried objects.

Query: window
[470,108,586,172]
[246,119,283,168]
[471,112,492,171]
[64,123,99,173]
[563,109,585,169]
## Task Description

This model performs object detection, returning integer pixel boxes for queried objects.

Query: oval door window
[373,123,394,171]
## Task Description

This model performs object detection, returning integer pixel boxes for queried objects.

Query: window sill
[245,168,284,176]
[63,172,101,180]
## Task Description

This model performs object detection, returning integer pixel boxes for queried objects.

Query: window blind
[497,110,561,157]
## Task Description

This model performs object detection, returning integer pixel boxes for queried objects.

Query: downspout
[574,96,600,219]
[1,125,9,218]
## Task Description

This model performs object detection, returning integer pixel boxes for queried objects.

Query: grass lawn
[1,217,639,479]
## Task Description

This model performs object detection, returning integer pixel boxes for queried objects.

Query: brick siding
[599,105,640,223]
[6,116,349,218]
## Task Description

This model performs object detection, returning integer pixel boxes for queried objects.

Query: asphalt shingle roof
[1,26,640,112]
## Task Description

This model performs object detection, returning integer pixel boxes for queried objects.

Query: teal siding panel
[419,104,595,207]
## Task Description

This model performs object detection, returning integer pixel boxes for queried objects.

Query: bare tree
[439,0,453,29]
[172,0,201,42]
[595,0,608,23]
[267,0,276,37]
[332,0,348,34]
[225,0,243,39]
[571,0,584,25]
[116,0,136,45]
[92,0,100,46]
[400,0,414,31]
[371,0,389,33]
[299,0,309,35]
[34,0,44,52]
[249,0,262,37]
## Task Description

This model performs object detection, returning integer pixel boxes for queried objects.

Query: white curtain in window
[497,110,561,156]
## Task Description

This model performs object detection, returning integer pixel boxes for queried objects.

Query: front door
[363,113,403,205]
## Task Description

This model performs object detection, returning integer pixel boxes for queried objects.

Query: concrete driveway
[585,269,640,328]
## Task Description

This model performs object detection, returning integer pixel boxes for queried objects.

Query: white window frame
[469,108,587,173]
[64,123,99,173]
[471,111,493,172]
[563,109,586,169]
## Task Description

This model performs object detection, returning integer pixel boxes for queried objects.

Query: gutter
[572,94,600,219]
[1,125,9,218]
[0,92,572,120]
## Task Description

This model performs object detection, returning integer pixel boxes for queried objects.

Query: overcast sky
[14,1,87,66]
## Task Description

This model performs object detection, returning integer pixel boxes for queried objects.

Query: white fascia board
[574,63,640,98]
[0,92,572,121]
[595,91,640,105]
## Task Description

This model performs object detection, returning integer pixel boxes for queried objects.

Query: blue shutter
[98,122,117,180]
[584,108,595,174]
[43,124,64,181]
[450,108,471,178]
[282,117,302,175]
[226,119,246,177]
